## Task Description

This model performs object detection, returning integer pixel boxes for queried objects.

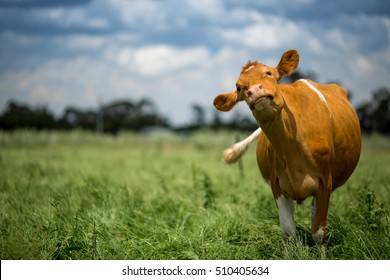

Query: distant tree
[132,98,169,131]
[56,98,170,134]
[33,107,57,130]
[226,111,257,131]
[191,103,206,129]
[210,110,223,130]
[59,107,96,131]
[356,103,374,133]
[101,98,169,133]
[0,100,56,130]
[0,101,33,130]
[102,100,134,134]
[136,98,155,116]
[356,87,390,135]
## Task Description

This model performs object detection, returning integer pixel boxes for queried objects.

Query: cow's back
[256,81,361,191]
[314,82,361,188]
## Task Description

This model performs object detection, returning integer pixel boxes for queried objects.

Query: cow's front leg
[276,195,296,241]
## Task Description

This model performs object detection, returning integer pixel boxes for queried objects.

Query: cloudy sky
[0,0,389,125]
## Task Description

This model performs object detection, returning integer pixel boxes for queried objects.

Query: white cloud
[220,13,316,53]
[0,55,142,114]
[325,29,349,51]
[385,17,390,42]
[185,0,225,18]
[350,56,374,75]
[33,6,110,30]
[109,0,168,30]
[62,35,106,51]
[118,45,212,76]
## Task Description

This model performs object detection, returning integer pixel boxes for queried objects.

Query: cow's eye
[236,85,241,93]
[266,71,272,76]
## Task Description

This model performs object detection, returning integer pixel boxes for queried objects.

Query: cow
[213,49,361,251]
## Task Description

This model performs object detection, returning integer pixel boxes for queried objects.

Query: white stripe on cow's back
[299,79,328,106]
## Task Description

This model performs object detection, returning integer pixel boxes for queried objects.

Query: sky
[0,0,389,126]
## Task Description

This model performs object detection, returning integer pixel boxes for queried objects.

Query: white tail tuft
[223,127,262,164]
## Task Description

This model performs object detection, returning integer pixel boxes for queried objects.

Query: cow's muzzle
[250,95,274,111]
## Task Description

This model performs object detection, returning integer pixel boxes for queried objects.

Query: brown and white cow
[213,49,361,248]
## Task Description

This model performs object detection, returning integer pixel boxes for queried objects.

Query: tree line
[355,87,390,135]
[0,98,170,134]
[0,72,389,134]
[0,97,260,134]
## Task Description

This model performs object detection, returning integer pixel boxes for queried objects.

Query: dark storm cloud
[0,1,116,36]
[224,0,390,18]
[298,0,390,18]
[0,0,91,8]
[0,18,112,36]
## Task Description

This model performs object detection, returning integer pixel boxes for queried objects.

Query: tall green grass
[0,130,389,259]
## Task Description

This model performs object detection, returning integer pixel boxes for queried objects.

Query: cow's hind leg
[311,175,332,257]
[276,195,296,241]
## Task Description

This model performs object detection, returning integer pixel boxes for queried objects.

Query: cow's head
[213,49,299,124]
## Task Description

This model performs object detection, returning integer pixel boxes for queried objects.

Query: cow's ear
[276,49,299,78]
[213,92,238,112]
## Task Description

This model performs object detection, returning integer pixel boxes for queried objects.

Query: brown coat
[213,50,361,245]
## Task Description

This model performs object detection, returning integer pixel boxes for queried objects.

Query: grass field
[0,130,389,260]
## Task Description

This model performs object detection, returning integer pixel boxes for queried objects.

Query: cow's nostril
[247,91,252,97]
[258,84,264,90]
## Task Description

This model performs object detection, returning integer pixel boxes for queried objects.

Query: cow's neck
[259,99,298,162]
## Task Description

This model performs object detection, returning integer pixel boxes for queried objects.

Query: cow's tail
[223,127,262,164]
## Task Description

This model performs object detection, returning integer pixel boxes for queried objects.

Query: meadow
[0,130,389,260]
